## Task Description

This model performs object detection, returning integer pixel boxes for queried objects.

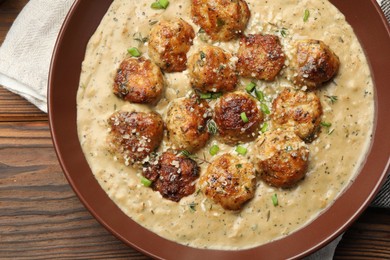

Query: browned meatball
[188,45,238,93]
[143,150,200,202]
[252,129,309,188]
[214,91,264,144]
[272,88,323,142]
[199,153,256,210]
[237,34,285,81]
[113,57,164,104]
[166,96,212,152]
[292,39,340,89]
[191,0,250,41]
[148,19,195,72]
[107,111,164,165]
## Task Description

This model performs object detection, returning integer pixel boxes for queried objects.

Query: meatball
[148,19,195,72]
[252,129,309,188]
[272,88,323,142]
[214,91,264,144]
[107,111,164,165]
[292,39,340,89]
[143,150,200,202]
[188,45,238,93]
[237,34,285,81]
[113,57,164,104]
[191,0,250,41]
[166,96,212,152]
[199,153,256,210]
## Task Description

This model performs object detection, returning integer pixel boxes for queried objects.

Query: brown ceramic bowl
[48,0,390,259]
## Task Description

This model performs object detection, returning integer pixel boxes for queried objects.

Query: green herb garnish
[207,120,218,135]
[236,145,247,156]
[272,193,278,206]
[261,103,270,115]
[151,0,169,9]
[141,176,152,187]
[240,112,249,123]
[209,145,220,156]
[128,47,141,57]
[303,9,310,22]
[245,82,256,92]
[325,95,338,104]
[260,122,269,133]
[321,122,332,127]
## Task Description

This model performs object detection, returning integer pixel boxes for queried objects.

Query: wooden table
[0,1,389,259]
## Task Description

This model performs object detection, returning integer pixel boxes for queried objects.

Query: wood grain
[0,0,388,259]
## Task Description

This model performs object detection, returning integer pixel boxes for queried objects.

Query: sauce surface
[77,0,374,249]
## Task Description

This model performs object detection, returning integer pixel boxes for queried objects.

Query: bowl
[48,0,390,259]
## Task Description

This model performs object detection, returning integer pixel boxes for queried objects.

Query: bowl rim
[48,0,390,259]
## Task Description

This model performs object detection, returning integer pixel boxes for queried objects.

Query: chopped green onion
[261,103,270,114]
[245,82,256,92]
[128,47,141,57]
[236,145,247,156]
[240,112,249,123]
[261,122,269,133]
[209,145,220,156]
[211,92,222,99]
[272,193,278,206]
[255,90,265,102]
[141,176,152,187]
[321,122,332,127]
[303,9,310,22]
[151,0,169,9]
[199,93,212,99]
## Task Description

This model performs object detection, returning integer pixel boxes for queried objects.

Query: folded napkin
[0,0,388,259]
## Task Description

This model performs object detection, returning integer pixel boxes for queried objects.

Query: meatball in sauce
[292,39,340,89]
[237,34,285,81]
[113,57,164,104]
[166,96,212,152]
[188,45,238,93]
[191,0,250,41]
[199,153,256,210]
[272,88,323,142]
[107,111,164,165]
[143,150,200,202]
[252,129,309,188]
[148,18,195,72]
[214,91,264,145]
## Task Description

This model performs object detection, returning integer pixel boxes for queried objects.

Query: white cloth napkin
[0,0,387,259]
[0,0,74,112]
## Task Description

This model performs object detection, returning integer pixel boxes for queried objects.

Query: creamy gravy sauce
[77,0,374,249]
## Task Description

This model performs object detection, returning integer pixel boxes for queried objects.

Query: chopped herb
[303,9,310,22]
[198,28,205,33]
[141,176,152,187]
[328,128,335,135]
[255,90,265,102]
[151,0,169,9]
[180,150,192,158]
[261,122,269,133]
[280,28,288,37]
[285,145,293,152]
[133,32,148,43]
[189,202,198,211]
[245,82,256,92]
[217,18,225,27]
[200,51,206,60]
[128,47,141,57]
[272,193,278,206]
[207,120,218,134]
[236,164,242,169]
[325,95,338,104]
[236,145,247,156]
[199,92,212,99]
[261,103,270,114]
[209,145,220,156]
[149,20,158,25]
[321,122,332,127]
[240,112,249,123]
[199,92,221,99]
